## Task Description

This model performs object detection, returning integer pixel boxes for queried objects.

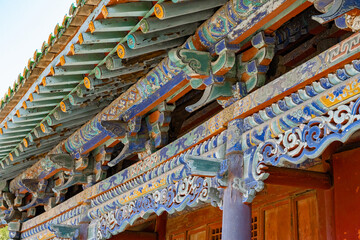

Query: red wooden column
[222,120,252,240]
[333,148,360,240]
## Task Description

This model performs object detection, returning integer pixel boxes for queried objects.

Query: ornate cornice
[240,91,360,202]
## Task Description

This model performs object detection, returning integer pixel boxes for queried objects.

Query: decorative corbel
[49,154,95,192]
[94,146,112,182]
[170,44,236,112]
[185,79,233,112]
[237,31,275,93]
[168,48,211,79]
[17,179,54,212]
[101,117,150,166]
[146,102,175,148]
[53,172,67,204]
[2,193,22,223]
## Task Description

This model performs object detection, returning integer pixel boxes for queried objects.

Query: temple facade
[0,0,360,239]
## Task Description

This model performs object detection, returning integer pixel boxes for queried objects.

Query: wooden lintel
[110,231,157,240]
[262,165,332,190]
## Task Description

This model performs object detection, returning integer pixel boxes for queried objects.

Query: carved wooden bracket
[237,31,275,93]
[146,102,175,148]
[102,117,150,167]
[18,179,54,212]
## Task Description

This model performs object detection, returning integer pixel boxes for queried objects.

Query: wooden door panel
[188,226,206,240]
[189,231,206,240]
[264,202,292,240]
[296,195,319,240]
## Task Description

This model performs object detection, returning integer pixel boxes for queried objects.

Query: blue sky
[0,0,74,99]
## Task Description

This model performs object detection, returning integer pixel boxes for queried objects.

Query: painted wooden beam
[70,43,115,55]
[154,0,225,20]
[12,115,46,125]
[140,9,214,33]
[28,92,68,102]
[4,121,37,129]
[0,138,24,145]
[117,38,185,59]
[89,18,137,33]
[79,32,126,45]
[48,112,98,130]
[127,23,198,49]
[23,100,60,109]
[261,165,332,189]
[36,85,76,94]
[60,54,104,66]
[83,77,104,90]
[50,66,92,76]
[94,64,145,79]
[15,107,53,118]
[1,127,33,135]
[102,2,153,18]
[0,133,27,140]
[105,56,123,70]
[55,103,104,118]
[33,126,51,138]
[42,76,83,87]
[0,144,17,151]
[68,93,93,106]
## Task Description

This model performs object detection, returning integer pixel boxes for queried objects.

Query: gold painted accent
[0,128,3,135]
[89,21,95,33]
[102,5,109,18]
[84,77,91,89]
[60,56,66,66]
[16,110,20,118]
[22,101,27,110]
[50,66,55,75]
[117,45,126,59]
[154,4,165,19]
[79,33,84,45]
[35,85,39,94]
[70,44,76,55]
[320,79,360,107]
[40,123,47,133]
[277,120,285,133]
[42,77,47,86]
[4,122,7,129]
[29,93,34,102]
[23,139,28,148]
[60,101,67,112]
[9,153,13,161]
